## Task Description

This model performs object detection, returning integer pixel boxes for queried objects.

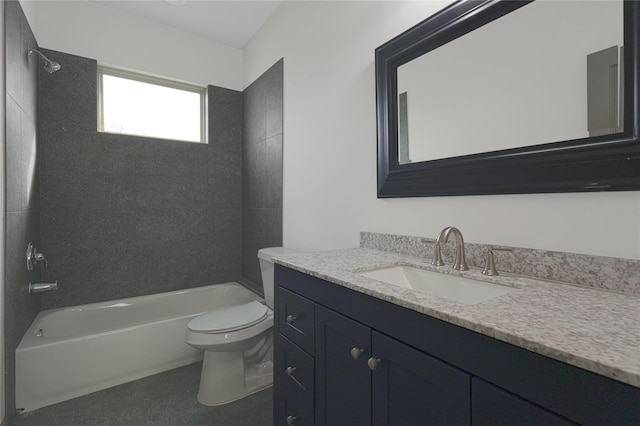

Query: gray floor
[13,362,273,426]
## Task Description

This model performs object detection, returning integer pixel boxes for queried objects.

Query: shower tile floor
[13,362,273,426]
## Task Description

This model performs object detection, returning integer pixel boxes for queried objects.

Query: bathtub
[16,282,261,413]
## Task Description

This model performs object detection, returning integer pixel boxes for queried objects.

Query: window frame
[97,66,207,144]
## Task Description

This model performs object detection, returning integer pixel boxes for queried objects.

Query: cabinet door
[371,331,471,426]
[472,378,575,426]
[315,305,371,426]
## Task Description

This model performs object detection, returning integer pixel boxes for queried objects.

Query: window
[98,67,206,143]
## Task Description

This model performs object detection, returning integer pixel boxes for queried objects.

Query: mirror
[397,1,624,163]
[376,0,640,197]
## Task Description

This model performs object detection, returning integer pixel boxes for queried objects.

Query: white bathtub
[16,282,261,413]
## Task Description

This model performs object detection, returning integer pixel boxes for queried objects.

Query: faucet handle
[422,239,444,266]
[482,246,513,276]
[34,252,47,268]
[432,243,445,266]
[26,242,48,271]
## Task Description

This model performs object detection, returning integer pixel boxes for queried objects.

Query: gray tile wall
[241,60,284,293]
[4,1,41,421]
[38,49,243,309]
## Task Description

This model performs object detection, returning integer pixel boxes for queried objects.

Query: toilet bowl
[185,301,274,406]
[185,247,300,406]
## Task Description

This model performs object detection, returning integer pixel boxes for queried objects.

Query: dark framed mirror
[376,0,640,197]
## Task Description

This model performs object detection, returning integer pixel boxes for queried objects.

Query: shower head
[28,49,61,74]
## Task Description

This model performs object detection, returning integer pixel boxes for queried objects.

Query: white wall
[244,0,640,260]
[19,0,35,34]
[29,0,243,89]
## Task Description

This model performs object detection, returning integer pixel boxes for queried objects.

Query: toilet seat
[188,301,268,334]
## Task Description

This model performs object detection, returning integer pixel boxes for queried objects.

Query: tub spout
[29,281,58,293]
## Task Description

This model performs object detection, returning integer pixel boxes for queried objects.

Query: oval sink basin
[358,266,515,305]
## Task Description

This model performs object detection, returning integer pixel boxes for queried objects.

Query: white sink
[358,266,515,305]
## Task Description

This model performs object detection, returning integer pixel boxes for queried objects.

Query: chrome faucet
[26,242,48,271]
[435,226,469,271]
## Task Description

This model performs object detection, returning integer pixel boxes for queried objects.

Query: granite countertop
[274,248,640,388]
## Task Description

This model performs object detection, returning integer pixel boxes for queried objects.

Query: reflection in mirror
[587,45,624,137]
[396,0,623,164]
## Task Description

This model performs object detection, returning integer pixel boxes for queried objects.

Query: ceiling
[93,0,282,49]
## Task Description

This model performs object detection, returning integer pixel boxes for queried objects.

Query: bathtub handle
[29,281,58,293]
[26,242,48,271]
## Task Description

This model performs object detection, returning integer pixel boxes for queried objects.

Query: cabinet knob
[286,314,298,324]
[367,357,382,371]
[285,366,297,376]
[350,347,365,360]
[286,415,297,425]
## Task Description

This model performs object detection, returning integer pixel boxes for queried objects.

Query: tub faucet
[435,226,469,271]
[29,281,58,293]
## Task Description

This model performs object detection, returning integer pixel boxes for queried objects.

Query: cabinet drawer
[276,335,314,426]
[279,386,314,426]
[472,378,575,426]
[279,335,314,392]
[278,288,315,354]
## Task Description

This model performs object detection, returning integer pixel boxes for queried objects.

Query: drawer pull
[285,366,297,376]
[286,415,297,425]
[286,314,298,324]
[367,357,382,371]
[350,347,365,360]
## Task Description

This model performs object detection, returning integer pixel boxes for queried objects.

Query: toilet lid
[188,301,268,333]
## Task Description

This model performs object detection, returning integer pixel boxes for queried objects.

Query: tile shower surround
[241,59,284,292]
[38,49,245,309]
[4,1,42,423]
[361,232,640,295]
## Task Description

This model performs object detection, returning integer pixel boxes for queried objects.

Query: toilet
[185,247,299,406]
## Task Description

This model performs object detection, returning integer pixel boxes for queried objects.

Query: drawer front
[280,335,314,392]
[279,386,314,426]
[278,287,315,354]
[276,335,314,426]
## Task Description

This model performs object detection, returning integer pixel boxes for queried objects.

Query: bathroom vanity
[273,249,640,426]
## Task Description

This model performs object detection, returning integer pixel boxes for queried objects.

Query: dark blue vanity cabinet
[274,265,640,426]
[315,305,471,425]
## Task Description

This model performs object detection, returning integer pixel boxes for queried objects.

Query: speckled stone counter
[274,248,640,388]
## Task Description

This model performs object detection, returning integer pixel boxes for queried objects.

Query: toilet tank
[257,247,301,308]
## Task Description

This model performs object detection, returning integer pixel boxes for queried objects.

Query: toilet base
[196,350,274,406]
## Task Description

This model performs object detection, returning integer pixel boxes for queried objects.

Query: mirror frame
[376,0,640,197]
